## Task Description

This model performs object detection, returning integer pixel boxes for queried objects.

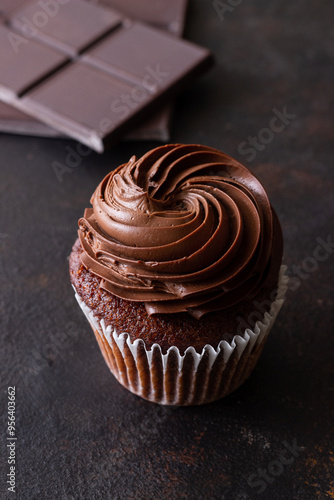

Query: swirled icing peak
[78,144,283,318]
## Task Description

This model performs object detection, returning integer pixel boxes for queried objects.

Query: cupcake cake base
[71,241,288,405]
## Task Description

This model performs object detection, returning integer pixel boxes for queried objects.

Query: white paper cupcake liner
[74,265,289,405]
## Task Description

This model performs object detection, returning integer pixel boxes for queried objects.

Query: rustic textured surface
[1,0,333,499]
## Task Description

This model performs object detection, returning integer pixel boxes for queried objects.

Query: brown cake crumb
[69,239,276,354]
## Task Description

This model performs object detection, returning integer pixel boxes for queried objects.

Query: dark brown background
[1,0,333,499]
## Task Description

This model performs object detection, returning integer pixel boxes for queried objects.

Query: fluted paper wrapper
[74,266,288,405]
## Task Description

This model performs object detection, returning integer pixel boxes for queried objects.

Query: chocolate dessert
[69,144,288,404]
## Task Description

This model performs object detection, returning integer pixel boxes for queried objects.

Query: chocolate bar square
[10,0,122,56]
[82,23,197,88]
[0,24,68,99]
[21,62,136,150]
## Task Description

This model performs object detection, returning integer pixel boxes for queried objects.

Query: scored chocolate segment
[0,24,68,99]
[10,0,122,56]
[82,23,204,88]
[21,62,136,151]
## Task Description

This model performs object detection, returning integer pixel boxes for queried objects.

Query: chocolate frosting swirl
[78,144,283,318]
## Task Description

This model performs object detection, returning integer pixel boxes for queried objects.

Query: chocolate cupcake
[69,144,288,405]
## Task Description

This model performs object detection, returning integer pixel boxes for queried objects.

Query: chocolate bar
[0,0,189,142]
[0,0,212,152]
